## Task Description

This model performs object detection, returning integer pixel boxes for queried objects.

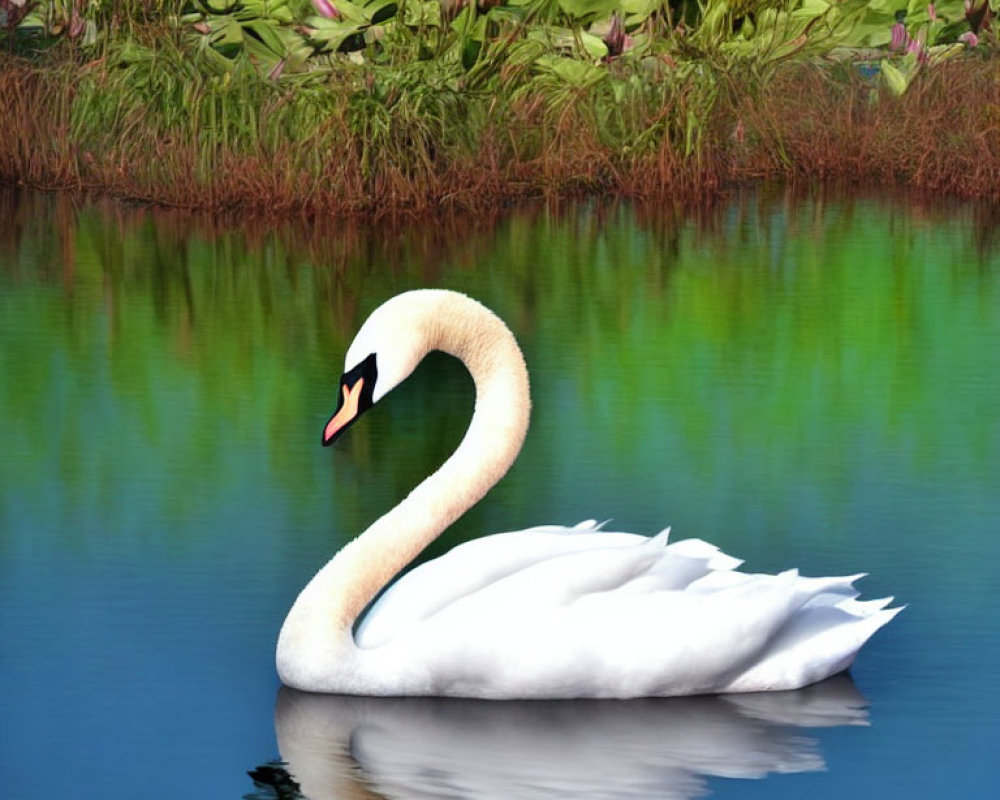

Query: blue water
[1,188,997,798]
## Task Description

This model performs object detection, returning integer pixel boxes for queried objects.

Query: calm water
[1,188,997,799]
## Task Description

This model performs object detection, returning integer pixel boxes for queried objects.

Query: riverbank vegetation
[2,0,998,215]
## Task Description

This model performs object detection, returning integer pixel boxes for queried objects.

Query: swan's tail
[722,586,902,693]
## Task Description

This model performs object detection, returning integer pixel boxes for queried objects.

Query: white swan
[276,289,899,698]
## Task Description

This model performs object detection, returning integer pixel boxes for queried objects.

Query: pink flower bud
[906,29,929,64]
[603,12,626,58]
[68,11,85,38]
[889,22,908,52]
[959,30,979,46]
[311,0,340,18]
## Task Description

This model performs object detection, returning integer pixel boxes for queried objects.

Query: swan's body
[276,289,899,698]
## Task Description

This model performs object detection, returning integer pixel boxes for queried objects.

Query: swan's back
[353,525,899,699]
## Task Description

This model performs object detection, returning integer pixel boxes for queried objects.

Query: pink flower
[603,12,625,58]
[959,30,980,46]
[927,3,937,20]
[602,12,634,59]
[889,22,909,52]
[68,11,85,38]
[964,0,991,33]
[907,29,929,64]
[311,0,340,18]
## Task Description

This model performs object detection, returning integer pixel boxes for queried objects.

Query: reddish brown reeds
[0,61,80,189]
[733,59,1000,201]
[3,49,1000,217]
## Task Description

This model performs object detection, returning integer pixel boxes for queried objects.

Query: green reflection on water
[1,188,998,577]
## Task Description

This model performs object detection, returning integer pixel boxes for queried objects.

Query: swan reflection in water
[259,674,870,800]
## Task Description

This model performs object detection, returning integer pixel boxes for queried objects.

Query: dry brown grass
[0,63,79,188]
[734,59,1000,201]
[3,51,1000,217]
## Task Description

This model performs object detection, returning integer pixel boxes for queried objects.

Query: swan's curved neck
[277,294,530,689]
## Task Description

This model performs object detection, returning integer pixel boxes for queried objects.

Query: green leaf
[791,0,829,21]
[536,55,606,86]
[620,0,659,16]
[528,26,576,52]
[864,0,902,14]
[211,18,245,48]
[580,31,609,59]
[200,39,240,71]
[305,18,369,50]
[243,19,287,56]
[933,0,967,20]
[849,20,893,47]
[557,0,619,21]
[82,19,99,46]
[880,59,909,96]
[243,34,284,72]
[611,78,626,103]
[403,0,442,27]
[198,0,240,13]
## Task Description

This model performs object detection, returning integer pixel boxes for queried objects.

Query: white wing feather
[356,529,898,698]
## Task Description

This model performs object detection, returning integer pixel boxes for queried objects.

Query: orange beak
[323,377,365,445]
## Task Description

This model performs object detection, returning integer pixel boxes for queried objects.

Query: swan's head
[322,293,433,446]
